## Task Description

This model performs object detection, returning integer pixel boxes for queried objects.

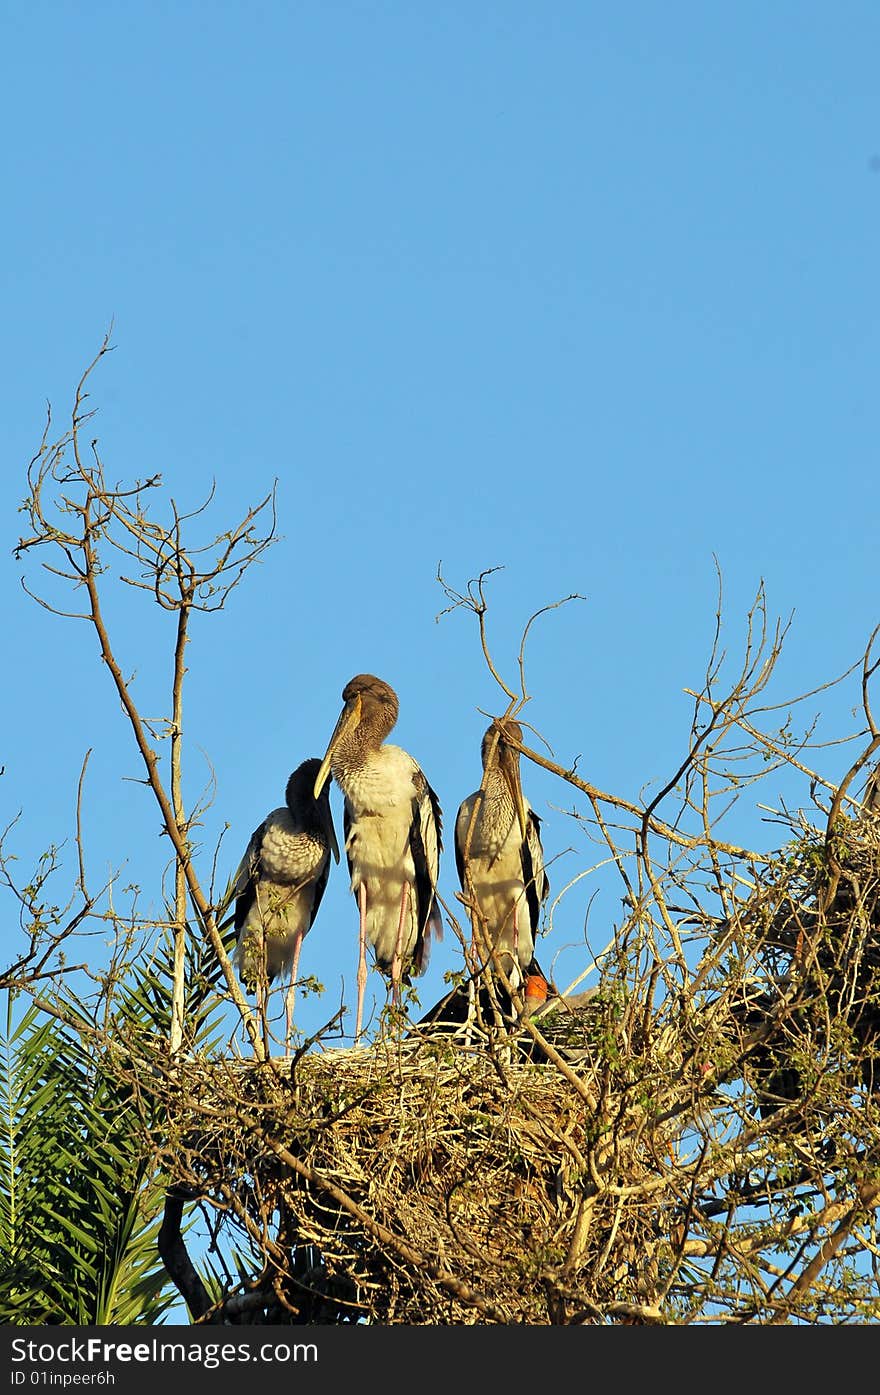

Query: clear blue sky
[2,2,879,1051]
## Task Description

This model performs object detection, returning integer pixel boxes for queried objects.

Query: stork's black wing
[521,810,549,937]
[453,797,469,894]
[232,821,265,934]
[409,771,443,971]
[308,851,332,930]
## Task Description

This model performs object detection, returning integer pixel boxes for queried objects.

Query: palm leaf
[0,991,176,1324]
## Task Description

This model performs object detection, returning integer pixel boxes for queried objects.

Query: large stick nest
[728,810,880,1107]
[145,807,880,1325]
[154,1000,685,1325]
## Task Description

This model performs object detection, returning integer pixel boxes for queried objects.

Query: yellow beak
[313,694,362,803]
[503,758,528,842]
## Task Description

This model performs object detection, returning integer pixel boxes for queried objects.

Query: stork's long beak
[313,694,362,803]
[503,754,528,842]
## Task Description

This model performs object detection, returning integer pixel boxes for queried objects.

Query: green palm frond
[1,891,240,1326]
[0,991,176,1325]
[110,915,238,1057]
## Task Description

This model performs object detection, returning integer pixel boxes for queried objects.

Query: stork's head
[314,674,400,797]
[481,718,528,839]
[287,758,340,863]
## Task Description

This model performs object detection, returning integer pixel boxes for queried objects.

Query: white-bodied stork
[455,718,550,1011]
[233,757,339,1052]
[313,673,443,1041]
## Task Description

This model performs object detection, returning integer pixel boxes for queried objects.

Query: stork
[455,718,550,1019]
[313,674,442,1042]
[233,757,339,1052]
[417,953,551,1035]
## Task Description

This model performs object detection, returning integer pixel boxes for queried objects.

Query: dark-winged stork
[863,762,880,817]
[455,718,550,1016]
[417,953,552,1035]
[313,674,443,1042]
[233,757,339,1052]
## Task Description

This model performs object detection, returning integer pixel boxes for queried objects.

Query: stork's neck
[330,729,370,779]
[330,711,394,781]
[479,764,516,825]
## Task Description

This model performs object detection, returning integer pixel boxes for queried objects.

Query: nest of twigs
[727,808,880,1113]
[148,807,880,1325]
[155,994,687,1325]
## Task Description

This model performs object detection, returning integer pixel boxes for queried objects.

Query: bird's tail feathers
[414,899,443,975]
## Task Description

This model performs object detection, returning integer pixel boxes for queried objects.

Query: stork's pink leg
[462,922,478,1042]
[254,921,268,1051]
[256,976,271,1058]
[391,881,410,1005]
[355,881,368,1043]
[283,930,305,1057]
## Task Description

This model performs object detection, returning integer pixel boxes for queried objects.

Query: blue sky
[2,2,879,1059]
